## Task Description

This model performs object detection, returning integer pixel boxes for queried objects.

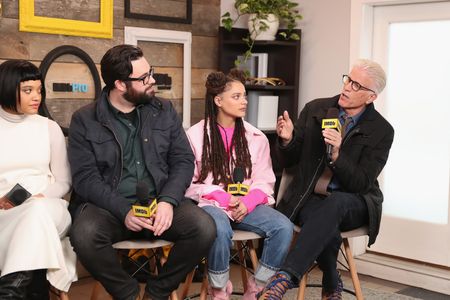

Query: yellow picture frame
[19,0,113,39]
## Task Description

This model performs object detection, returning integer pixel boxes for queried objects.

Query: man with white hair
[258,59,394,300]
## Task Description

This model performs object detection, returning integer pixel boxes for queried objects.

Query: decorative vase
[247,13,279,41]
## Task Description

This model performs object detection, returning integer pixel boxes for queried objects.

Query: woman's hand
[228,195,240,208]
[0,197,14,210]
[231,201,248,223]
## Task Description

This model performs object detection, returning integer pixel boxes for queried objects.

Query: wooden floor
[65,265,449,300]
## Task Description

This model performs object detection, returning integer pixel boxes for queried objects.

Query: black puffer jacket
[276,95,394,246]
[68,89,194,222]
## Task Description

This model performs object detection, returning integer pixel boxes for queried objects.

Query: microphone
[227,167,249,196]
[321,108,341,157]
[132,182,157,218]
[4,183,31,206]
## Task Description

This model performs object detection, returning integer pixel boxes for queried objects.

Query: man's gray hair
[352,59,386,94]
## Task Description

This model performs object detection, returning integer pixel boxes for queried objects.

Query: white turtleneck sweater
[0,107,71,198]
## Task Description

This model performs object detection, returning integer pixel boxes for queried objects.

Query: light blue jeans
[202,205,293,288]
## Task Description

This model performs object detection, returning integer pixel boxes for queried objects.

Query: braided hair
[196,69,252,186]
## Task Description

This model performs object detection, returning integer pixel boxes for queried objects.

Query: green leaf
[289,33,300,40]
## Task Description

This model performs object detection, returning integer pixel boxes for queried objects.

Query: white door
[370,2,450,266]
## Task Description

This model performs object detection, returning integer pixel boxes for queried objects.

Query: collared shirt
[327,106,366,191]
[107,100,156,200]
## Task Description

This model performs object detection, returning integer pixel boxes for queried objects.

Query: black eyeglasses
[342,75,376,94]
[124,67,154,85]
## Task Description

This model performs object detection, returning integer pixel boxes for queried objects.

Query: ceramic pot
[248,13,279,41]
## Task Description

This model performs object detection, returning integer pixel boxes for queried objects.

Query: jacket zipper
[288,156,324,220]
[342,127,360,145]
[287,127,363,219]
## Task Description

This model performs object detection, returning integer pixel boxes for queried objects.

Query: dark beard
[123,85,155,106]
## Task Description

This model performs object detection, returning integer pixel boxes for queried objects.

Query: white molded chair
[278,167,366,300]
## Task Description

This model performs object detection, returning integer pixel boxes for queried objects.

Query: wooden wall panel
[34,0,100,22]
[0,0,220,128]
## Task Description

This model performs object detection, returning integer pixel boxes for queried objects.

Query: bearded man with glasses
[67,44,216,300]
[258,59,394,300]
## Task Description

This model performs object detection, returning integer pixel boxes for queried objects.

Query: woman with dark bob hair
[185,69,293,300]
[0,60,76,299]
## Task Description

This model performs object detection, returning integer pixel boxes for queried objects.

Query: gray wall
[220,0,351,115]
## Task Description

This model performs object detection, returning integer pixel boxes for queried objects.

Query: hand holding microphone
[132,182,157,218]
[125,182,158,232]
[227,167,249,196]
[227,167,250,222]
[322,108,342,161]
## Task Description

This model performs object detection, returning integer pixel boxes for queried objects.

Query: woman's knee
[23,199,71,236]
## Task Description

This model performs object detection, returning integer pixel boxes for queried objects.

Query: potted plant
[222,0,302,63]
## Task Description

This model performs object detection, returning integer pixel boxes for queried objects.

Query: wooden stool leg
[170,290,179,300]
[343,238,364,300]
[237,241,249,291]
[199,275,208,300]
[59,291,69,300]
[297,273,307,300]
[180,268,196,299]
[90,281,105,300]
[246,240,259,271]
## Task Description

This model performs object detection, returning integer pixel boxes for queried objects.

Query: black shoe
[0,271,34,299]
[321,273,343,300]
[27,269,50,300]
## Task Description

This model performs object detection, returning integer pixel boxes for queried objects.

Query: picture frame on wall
[19,0,113,39]
[125,0,192,24]
[124,26,192,129]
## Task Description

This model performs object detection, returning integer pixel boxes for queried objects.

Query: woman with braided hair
[186,69,293,300]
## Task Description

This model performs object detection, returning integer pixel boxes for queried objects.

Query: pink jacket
[185,120,275,219]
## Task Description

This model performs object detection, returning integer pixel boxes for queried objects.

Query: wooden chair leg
[237,241,249,291]
[199,275,208,300]
[342,238,364,300]
[180,268,196,299]
[297,273,308,300]
[246,240,259,271]
[49,288,70,300]
[90,281,107,300]
[58,291,69,300]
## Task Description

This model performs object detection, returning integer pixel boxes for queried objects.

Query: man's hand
[277,111,294,146]
[231,201,248,223]
[0,197,14,210]
[152,202,174,236]
[124,209,154,232]
[322,128,343,162]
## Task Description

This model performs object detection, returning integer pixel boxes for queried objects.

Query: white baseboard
[354,253,450,295]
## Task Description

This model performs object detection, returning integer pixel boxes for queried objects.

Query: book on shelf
[236,53,268,79]
[245,91,272,127]
[236,55,258,78]
[257,95,279,130]
[251,53,268,78]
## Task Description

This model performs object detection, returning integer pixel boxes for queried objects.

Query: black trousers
[70,200,216,300]
[281,192,368,291]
